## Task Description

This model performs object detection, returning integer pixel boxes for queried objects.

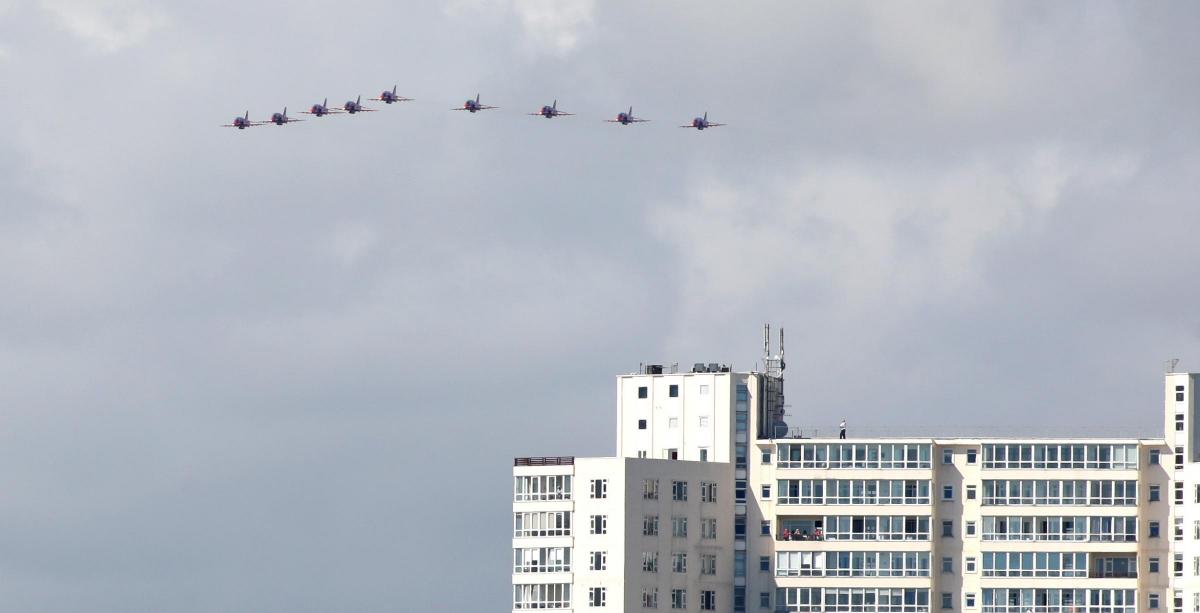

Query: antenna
[779,326,786,371]
[1167,359,1181,374]
[763,323,770,360]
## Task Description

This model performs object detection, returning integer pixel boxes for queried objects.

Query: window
[643,479,659,500]
[672,516,688,538]
[736,443,748,468]
[1151,449,1160,465]
[1151,521,1161,538]
[942,520,954,537]
[1177,446,1185,469]
[665,449,679,460]
[942,485,954,501]
[588,587,606,607]
[638,386,648,399]
[966,449,977,464]
[589,551,606,571]
[669,384,679,397]
[699,448,709,462]
[590,479,607,499]
[699,416,710,428]
[668,417,679,429]
[637,450,648,458]
[638,419,647,430]
[701,554,716,575]
[965,593,976,608]
[981,552,1088,577]
[761,484,772,499]
[762,450,772,464]
[513,547,572,573]
[1150,557,1160,573]
[1151,485,1161,502]
[642,551,658,572]
[735,479,747,502]
[1177,481,1185,504]
[672,482,691,501]
[1177,414,1185,431]
[701,481,717,503]
[981,443,1138,469]
[965,557,976,573]
[590,515,607,535]
[1176,517,1185,540]
[1178,385,1186,402]
[1152,593,1160,610]
[760,521,772,536]
[735,516,746,537]
[514,475,573,501]
[700,590,716,611]
[942,557,953,573]
[514,511,572,537]
[642,588,658,609]
[672,552,687,573]
[943,449,954,464]
[643,515,659,536]
[776,551,932,577]
[760,592,770,609]
[702,518,717,539]
[966,485,977,500]
[671,589,686,610]
[513,584,571,609]
[759,556,770,572]
[1175,553,1184,577]
[942,592,953,610]
[965,521,976,537]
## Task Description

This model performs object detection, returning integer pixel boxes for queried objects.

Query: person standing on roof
[839,419,847,439]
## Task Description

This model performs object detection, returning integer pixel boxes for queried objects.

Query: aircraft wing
[707,122,726,127]
[556,112,575,116]
[478,105,497,110]
[631,118,650,122]
[299,110,342,115]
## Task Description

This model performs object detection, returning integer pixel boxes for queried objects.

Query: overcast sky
[2,1,1200,610]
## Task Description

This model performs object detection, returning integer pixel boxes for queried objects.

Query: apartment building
[513,348,1195,613]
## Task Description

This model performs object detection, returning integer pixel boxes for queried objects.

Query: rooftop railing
[514,456,575,467]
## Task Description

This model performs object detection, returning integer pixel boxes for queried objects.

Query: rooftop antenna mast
[763,323,787,437]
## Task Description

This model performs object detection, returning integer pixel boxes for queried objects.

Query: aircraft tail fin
[283,106,287,116]
[392,85,397,96]
[628,106,633,116]
[322,97,327,108]
[704,111,708,121]
[553,99,557,110]
[476,93,480,104]
[244,110,249,120]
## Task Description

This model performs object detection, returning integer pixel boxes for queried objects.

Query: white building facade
[514,361,1198,613]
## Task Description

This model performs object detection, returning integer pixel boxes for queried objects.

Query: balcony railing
[514,456,574,467]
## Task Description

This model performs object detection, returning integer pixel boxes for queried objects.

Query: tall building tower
[511,334,1189,613]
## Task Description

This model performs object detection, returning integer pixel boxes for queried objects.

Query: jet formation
[224,87,724,131]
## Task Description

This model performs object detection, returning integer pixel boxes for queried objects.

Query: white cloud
[649,145,1142,331]
[510,0,594,56]
[39,0,168,53]
[861,3,1016,113]
[442,0,595,56]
